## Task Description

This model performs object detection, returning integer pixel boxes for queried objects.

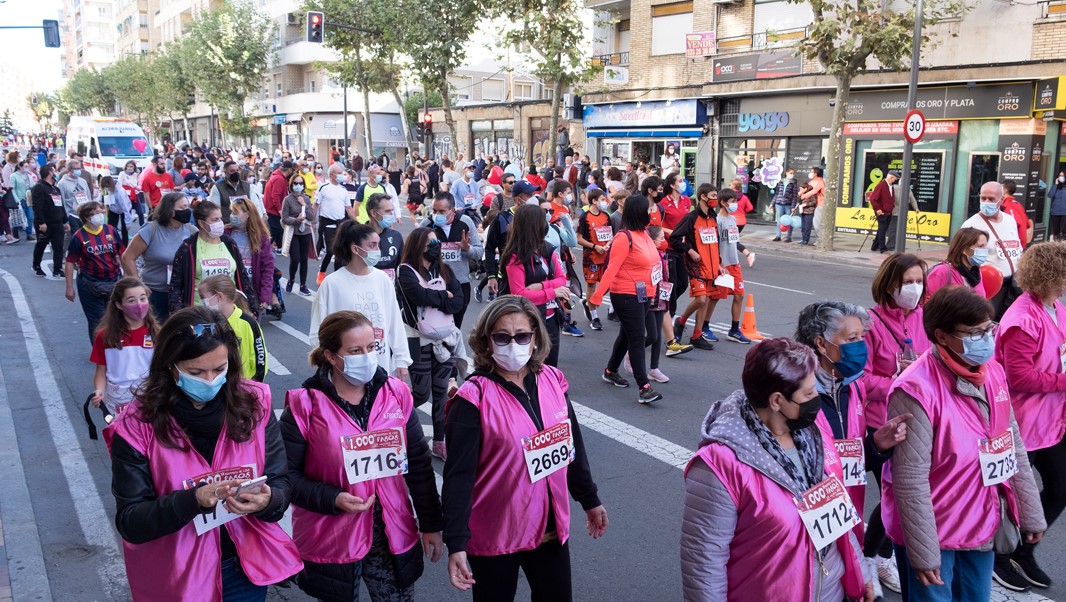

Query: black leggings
[318,217,341,273]
[288,233,311,286]
[107,210,129,246]
[1029,436,1066,531]
[863,449,894,559]
[410,341,454,442]
[467,540,572,602]
[1050,214,1066,240]
[544,311,561,368]
[607,293,653,388]
[648,310,664,370]
[455,282,472,328]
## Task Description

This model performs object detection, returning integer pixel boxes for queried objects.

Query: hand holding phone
[233,476,268,499]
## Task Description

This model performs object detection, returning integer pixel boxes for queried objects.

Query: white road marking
[266,352,291,376]
[744,279,815,295]
[571,401,695,470]
[0,269,128,596]
[269,320,311,346]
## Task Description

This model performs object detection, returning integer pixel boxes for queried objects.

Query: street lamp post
[894,0,925,253]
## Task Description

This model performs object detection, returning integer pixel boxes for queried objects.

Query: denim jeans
[149,289,170,324]
[76,275,112,344]
[893,544,992,602]
[774,203,793,240]
[20,199,34,236]
[800,213,815,244]
[220,557,268,602]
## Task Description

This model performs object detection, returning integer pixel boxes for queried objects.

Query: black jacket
[395,263,465,328]
[168,232,257,314]
[31,179,66,226]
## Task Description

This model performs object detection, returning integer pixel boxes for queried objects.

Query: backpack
[399,264,455,340]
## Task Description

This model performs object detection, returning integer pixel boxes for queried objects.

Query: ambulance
[66,117,154,179]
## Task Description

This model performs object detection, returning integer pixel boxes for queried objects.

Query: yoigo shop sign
[738,112,790,133]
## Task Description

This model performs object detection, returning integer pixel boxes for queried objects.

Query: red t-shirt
[1001,199,1029,246]
[142,171,176,206]
[659,195,692,230]
[526,174,547,192]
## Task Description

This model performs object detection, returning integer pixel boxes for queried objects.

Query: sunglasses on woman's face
[491,331,533,346]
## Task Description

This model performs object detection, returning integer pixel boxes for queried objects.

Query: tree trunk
[548,75,564,168]
[817,73,853,252]
[362,87,374,156]
[438,71,460,157]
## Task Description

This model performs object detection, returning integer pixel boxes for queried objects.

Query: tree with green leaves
[158,38,198,143]
[26,92,56,132]
[181,0,275,145]
[790,0,968,250]
[59,67,117,116]
[404,90,443,140]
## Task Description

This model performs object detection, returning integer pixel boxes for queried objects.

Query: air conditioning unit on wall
[286,13,299,25]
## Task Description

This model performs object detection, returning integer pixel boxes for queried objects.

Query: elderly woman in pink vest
[991,241,1066,591]
[106,306,302,602]
[859,254,932,592]
[281,310,444,601]
[681,337,874,601]
[794,301,913,597]
[443,295,608,601]
[882,286,1045,601]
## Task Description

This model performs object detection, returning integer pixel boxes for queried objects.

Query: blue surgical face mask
[339,352,378,385]
[979,202,999,217]
[828,340,868,380]
[727,202,739,213]
[376,175,384,184]
[71,169,82,178]
[378,213,396,229]
[969,247,988,267]
[433,213,448,227]
[958,331,995,367]
[175,369,227,403]
[358,247,381,267]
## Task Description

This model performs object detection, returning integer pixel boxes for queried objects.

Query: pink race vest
[453,367,573,556]
[996,292,1066,451]
[882,354,1019,549]
[285,379,420,563]
[864,304,931,428]
[837,380,869,542]
[105,380,303,602]
[685,414,866,601]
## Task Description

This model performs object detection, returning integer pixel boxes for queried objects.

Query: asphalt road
[0,225,1059,602]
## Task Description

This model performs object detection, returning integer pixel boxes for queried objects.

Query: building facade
[66,0,117,71]
[114,0,155,58]
[581,0,1066,240]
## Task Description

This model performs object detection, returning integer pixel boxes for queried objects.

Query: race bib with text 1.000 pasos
[182,465,256,536]
[795,475,861,550]
[341,427,409,485]
[200,258,232,279]
[834,438,866,487]
[979,430,1017,487]
[522,420,574,484]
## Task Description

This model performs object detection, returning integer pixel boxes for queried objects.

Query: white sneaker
[648,368,669,383]
[877,555,901,594]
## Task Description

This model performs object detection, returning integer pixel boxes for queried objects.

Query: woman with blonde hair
[198,274,268,382]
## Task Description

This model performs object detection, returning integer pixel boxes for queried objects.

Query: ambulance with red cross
[66,117,154,180]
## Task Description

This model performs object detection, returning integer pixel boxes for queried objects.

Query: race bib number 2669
[522,420,574,483]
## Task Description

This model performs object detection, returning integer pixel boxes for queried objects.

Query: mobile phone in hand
[233,476,268,498]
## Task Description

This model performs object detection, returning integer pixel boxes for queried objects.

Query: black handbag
[82,394,114,440]
[80,275,118,298]
[2,189,17,210]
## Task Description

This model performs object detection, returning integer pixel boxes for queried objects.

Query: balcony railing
[589,51,629,67]
[1041,0,1066,18]
[718,27,807,53]
[285,87,307,95]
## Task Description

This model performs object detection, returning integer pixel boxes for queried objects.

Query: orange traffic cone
[740,294,766,341]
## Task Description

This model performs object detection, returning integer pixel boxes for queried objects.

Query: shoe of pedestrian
[285,281,294,293]
[5,237,19,245]
[701,326,719,343]
[648,368,669,383]
[474,287,483,303]
[431,441,447,461]
[562,323,584,337]
[1011,555,1051,588]
[591,317,603,331]
[876,556,902,594]
[771,236,781,242]
[673,317,686,341]
[299,285,312,296]
[607,310,618,322]
[638,384,662,404]
[602,370,630,388]
[582,299,593,322]
[690,336,715,351]
[316,271,326,286]
[33,267,46,277]
[26,235,35,241]
[746,253,755,268]
[665,338,694,357]
[46,273,64,281]
[783,238,792,243]
[487,292,496,302]
[992,554,1031,592]
[56,269,65,278]
[728,329,752,344]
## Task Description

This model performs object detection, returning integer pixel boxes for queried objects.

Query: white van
[66,117,154,179]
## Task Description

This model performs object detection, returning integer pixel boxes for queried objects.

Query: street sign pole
[894,0,925,253]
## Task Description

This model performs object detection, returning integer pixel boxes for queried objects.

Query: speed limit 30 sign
[904,109,925,144]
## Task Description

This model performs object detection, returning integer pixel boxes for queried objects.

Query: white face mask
[89,213,107,227]
[892,282,924,311]
[207,220,225,238]
[493,341,532,372]
[339,352,378,386]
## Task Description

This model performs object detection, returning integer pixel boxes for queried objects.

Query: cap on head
[513,180,538,196]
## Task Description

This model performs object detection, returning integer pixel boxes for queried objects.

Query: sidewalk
[740,221,949,270]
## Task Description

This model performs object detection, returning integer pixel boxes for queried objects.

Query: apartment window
[482,78,505,102]
[98,7,107,17]
[276,82,282,97]
[310,80,316,93]
[651,2,693,56]
[452,76,472,101]
[514,82,533,100]
[753,0,811,36]
[139,13,148,28]
[616,19,631,54]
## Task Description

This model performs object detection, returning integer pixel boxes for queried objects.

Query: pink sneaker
[648,368,670,383]
[431,441,447,461]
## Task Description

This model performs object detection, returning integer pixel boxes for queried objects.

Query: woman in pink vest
[281,310,444,601]
[882,286,1045,601]
[106,306,302,602]
[681,337,873,601]
[991,241,1066,591]
[859,253,932,592]
[925,227,988,299]
[443,295,608,601]
[795,301,912,597]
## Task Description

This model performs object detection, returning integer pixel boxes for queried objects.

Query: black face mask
[785,395,822,431]
[423,243,442,262]
[227,172,240,183]
[174,208,192,224]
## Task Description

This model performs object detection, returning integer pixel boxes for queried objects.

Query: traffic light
[30,94,38,105]
[306,12,323,44]
[43,19,60,48]
[423,113,433,130]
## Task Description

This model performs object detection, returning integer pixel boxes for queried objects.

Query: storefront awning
[353,113,408,148]
[587,128,705,138]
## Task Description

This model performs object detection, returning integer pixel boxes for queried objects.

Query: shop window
[651,2,692,56]
[966,153,1000,217]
